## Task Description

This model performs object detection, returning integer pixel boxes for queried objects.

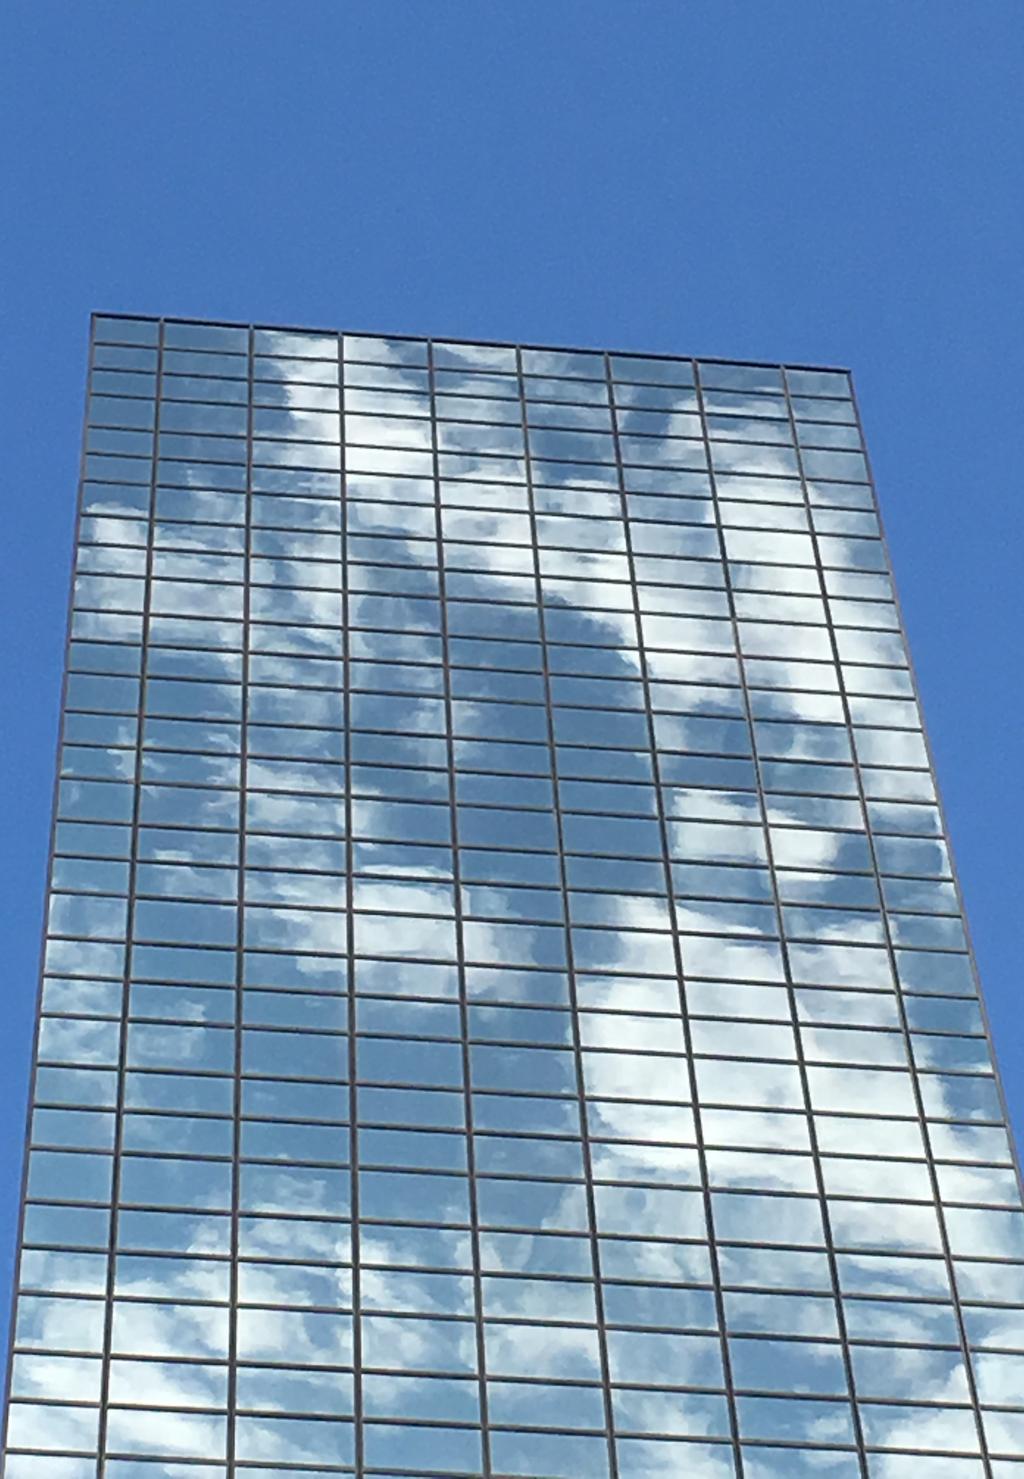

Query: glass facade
[3,313,1023,1479]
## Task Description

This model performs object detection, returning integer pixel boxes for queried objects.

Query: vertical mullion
[693,363,870,1476]
[0,313,104,1463]
[96,316,165,1476]
[519,349,620,1479]
[844,374,1024,1212]
[782,366,994,1476]
[428,339,492,1478]
[605,355,744,1477]
[226,322,255,1478]
[339,331,364,1477]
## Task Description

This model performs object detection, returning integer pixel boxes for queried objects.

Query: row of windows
[89,476,864,517]
[12,1351,1011,1415]
[30,1026,998,1123]
[9,1270,1021,1350]
[40,967,985,1026]
[92,335,853,402]
[82,468,876,511]
[24,1170,1008,1235]
[68,588,903,643]
[72,562,892,629]
[20,1149,1018,1229]
[24,1138,1006,1229]
[72,576,898,621]
[92,319,851,392]
[60,1191,1024,1261]
[48,874,966,947]
[73,541,891,584]
[51,806,943,870]
[59,685,923,736]
[32,953,985,1020]
[9,1302,1019,1372]
[82,458,873,506]
[79,527,885,578]
[91,364,856,442]
[83,430,870,490]
[17,1233,1020,1330]
[58,662,922,731]
[53,842,946,901]
[49,887,954,949]
[69,582,896,634]
[2,1453,1019,1479]
[72,559,890,615]
[16,1258,1017,1372]
[55,699,930,766]
[32,835,947,893]
[28,1076,997,1151]
[90,375,842,425]
[63,645,915,711]
[59,629,910,683]
[89,379,860,444]
[32,1004,995,1083]
[61,668,918,735]
[53,760,944,823]
[7,1316,1022,1419]
[78,515,880,566]
[44,817,958,874]
[55,693,930,746]
[78,524,884,570]
[69,582,904,635]
[49,826,957,902]
[42,984,982,1053]
[24,1070,994,1135]
[5,1422,1020,1477]
[50,848,953,911]
[30,1049,997,1139]
[19,1146,1015,1222]
[25,1064,1005,1119]
[48,812,950,877]
[32,1049,994,1120]
[36,934,982,1017]
[66,627,906,688]
[9,1322,1019,1407]
[47,873,958,935]
[85,419,864,463]
[45,917,968,971]
[86,403,863,460]
[8,1421,1019,1479]
[54,717,932,777]
[72,581,890,629]
[60,742,926,795]
[16,1198,1018,1285]
[8,1343,1018,1398]
[2,1455,1019,1479]
[65,606,903,664]
[79,492,882,543]
[19,1167,1017,1230]
[26,1097,1009,1166]
[82,469,878,520]
[82,552,894,601]
[35,1003,993,1070]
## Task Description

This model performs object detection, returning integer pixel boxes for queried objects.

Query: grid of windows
[3,314,1024,1479]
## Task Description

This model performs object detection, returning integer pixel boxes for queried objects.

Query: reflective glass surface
[4,315,1023,1476]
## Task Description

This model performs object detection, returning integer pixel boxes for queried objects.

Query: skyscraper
[3,312,1023,1477]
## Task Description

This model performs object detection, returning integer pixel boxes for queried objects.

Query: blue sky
[2,0,1022,1334]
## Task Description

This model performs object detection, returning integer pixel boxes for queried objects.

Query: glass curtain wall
[4,316,1023,1478]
